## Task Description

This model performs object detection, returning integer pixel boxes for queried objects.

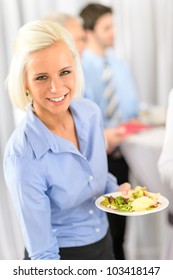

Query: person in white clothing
[158,88,173,259]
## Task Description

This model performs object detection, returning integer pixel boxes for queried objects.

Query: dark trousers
[24,230,114,260]
[60,230,114,260]
[107,154,129,260]
[24,247,30,260]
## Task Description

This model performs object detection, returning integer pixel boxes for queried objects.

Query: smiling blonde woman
[4,20,130,260]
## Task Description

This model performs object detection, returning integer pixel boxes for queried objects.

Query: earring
[26,90,29,97]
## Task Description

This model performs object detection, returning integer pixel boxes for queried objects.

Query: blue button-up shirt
[82,49,140,128]
[3,98,118,260]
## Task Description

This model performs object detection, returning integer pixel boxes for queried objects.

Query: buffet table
[120,126,165,193]
[120,126,171,259]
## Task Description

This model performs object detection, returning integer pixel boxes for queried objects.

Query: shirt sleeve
[3,155,60,260]
[158,89,173,190]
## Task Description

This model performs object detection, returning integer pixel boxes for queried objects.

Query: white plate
[95,191,169,216]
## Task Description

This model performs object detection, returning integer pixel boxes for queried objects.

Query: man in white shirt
[158,88,173,259]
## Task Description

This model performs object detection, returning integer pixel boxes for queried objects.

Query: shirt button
[89,209,94,215]
[88,175,93,181]
[95,228,100,233]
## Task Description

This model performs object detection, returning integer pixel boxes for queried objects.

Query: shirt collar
[24,99,91,159]
[24,109,57,159]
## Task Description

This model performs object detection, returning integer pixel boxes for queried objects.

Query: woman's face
[25,42,76,119]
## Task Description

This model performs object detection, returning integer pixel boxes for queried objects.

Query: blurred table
[120,126,170,259]
[120,126,165,193]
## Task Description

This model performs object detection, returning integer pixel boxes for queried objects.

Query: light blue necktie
[102,60,120,123]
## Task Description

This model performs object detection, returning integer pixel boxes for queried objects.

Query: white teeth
[49,96,65,102]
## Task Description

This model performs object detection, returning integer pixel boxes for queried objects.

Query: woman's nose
[50,80,57,93]
[50,77,63,93]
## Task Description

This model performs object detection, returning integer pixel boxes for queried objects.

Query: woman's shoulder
[4,116,33,159]
[71,97,101,118]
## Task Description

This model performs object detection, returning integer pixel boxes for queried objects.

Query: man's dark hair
[79,3,113,30]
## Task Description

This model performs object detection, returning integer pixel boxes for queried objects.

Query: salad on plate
[100,186,161,212]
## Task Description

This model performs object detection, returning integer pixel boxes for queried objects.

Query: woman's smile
[47,92,69,105]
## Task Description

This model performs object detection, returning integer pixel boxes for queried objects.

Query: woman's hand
[118,182,131,195]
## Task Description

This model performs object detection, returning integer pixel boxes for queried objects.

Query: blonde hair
[7,20,84,111]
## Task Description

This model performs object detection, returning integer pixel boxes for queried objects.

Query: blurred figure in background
[43,13,86,57]
[80,3,140,259]
[158,88,173,259]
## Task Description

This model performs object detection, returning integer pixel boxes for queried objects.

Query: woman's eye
[60,70,71,76]
[36,75,47,81]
